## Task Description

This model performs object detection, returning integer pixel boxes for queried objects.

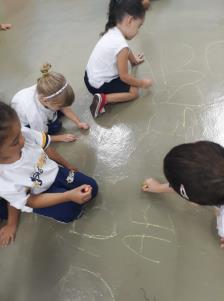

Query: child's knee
[90,179,98,198]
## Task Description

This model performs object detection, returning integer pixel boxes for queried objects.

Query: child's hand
[78,122,90,130]
[57,134,77,142]
[220,237,224,248]
[141,79,153,88]
[66,185,92,204]
[142,178,162,193]
[0,23,12,30]
[133,53,145,65]
[0,224,17,247]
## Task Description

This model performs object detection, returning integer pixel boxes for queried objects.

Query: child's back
[86,27,128,88]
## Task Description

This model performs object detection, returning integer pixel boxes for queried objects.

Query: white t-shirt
[11,85,57,133]
[86,27,129,88]
[0,127,58,212]
[217,206,224,237]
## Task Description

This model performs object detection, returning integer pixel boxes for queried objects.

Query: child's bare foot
[0,23,12,31]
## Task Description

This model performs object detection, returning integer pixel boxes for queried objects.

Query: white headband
[180,184,189,199]
[45,82,68,99]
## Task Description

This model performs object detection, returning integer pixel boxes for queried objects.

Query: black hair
[102,0,145,35]
[164,141,224,206]
[0,101,18,143]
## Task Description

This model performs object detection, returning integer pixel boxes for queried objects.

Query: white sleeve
[216,206,224,237]
[22,127,51,149]
[1,190,30,212]
[114,39,129,56]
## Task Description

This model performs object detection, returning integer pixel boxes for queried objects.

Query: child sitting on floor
[12,63,89,143]
[0,101,98,247]
[84,0,152,118]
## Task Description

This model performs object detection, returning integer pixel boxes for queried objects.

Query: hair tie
[180,184,189,199]
[45,82,68,99]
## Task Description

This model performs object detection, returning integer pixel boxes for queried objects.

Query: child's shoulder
[12,85,37,102]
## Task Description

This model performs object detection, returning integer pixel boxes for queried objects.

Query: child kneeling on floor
[0,102,98,247]
[142,141,224,248]
[84,0,152,118]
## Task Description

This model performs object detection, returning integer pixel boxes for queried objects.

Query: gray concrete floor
[1,0,224,300]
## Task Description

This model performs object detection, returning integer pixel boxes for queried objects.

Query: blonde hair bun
[40,63,52,77]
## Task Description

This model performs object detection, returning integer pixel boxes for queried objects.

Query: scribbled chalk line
[59,266,115,301]
[70,206,118,240]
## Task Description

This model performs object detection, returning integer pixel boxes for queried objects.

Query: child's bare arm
[60,107,89,130]
[26,185,92,208]
[45,146,78,171]
[117,48,152,88]
[142,178,174,193]
[50,134,77,143]
[0,203,20,247]
[128,50,144,65]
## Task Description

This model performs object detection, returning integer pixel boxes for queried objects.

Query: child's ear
[126,15,135,25]
[39,95,48,104]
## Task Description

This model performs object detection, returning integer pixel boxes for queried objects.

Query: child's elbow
[120,74,129,84]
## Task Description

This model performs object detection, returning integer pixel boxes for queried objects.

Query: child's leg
[0,198,8,220]
[87,75,139,118]
[33,188,84,223]
[34,167,98,223]
[48,117,62,135]
[105,86,138,103]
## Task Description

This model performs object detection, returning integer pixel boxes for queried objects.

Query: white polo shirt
[0,127,59,212]
[86,26,129,88]
[11,85,57,133]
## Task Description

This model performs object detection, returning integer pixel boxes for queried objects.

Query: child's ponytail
[102,0,119,35]
[101,0,145,36]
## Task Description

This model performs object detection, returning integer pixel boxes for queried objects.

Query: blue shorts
[0,167,98,223]
[84,71,130,95]
[47,111,64,135]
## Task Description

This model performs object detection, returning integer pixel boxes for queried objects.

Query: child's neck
[116,24,127,38]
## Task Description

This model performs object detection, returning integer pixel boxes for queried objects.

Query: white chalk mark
[70,206,118,240]
[131,220,175,233]
[59,266,115,301]
[122,234,171,264]
[164,69,205,88]
[178,43,195,69]
[167,83,204,106]
[76,247,100,258]
[144,54,158,85]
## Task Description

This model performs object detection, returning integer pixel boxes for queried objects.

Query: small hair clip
[45,82,68,99]
[180,184,189,199]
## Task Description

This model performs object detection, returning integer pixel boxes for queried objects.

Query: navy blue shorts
[0,167,98,224]
[47,111,64,135]
[84,71,130,95]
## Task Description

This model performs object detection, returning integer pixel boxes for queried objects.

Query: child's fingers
[142,185,150,192]
[64,134,78,142]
